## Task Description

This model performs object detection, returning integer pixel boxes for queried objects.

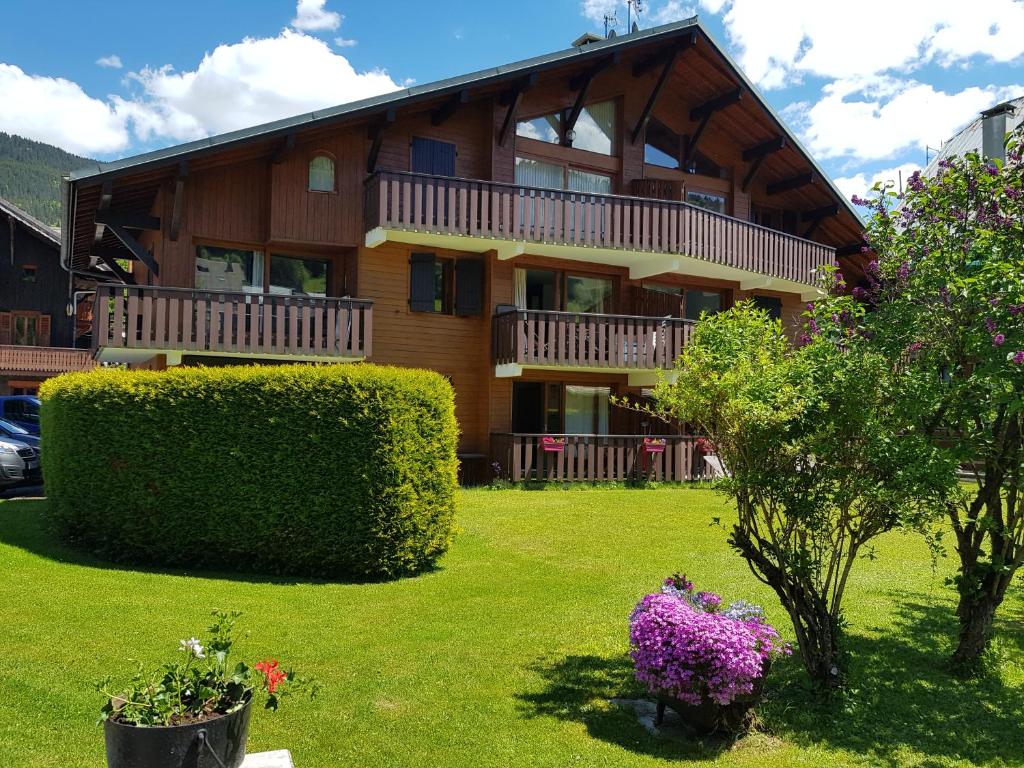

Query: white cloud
[799,76,1024,161]
[0,63,129,155]
[122,29,399,142]
[334,37,357,48]
[291,0,341,32]
[647,1,697,26]
[834,162,922,201]
[698,0,1024,87]
[96,55,123,69]
[580,0,618,25]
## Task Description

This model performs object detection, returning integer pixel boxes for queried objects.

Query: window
[270,254,329,297]
[684,289,723,321]
[517,112,561,144]
[514,156,563,189]
[567,168,612,194]
[571,100,615,155]
[195,245,264,293]
[517,268,558,311]
[410,253,483,316]
[566,275,613,314]
[752,295,783,321]
[308,155,335,192]
[12,314,39,346]
[686,190,727,215]
[21,265,37,283]
[644,118,680,169]
[564,385,611,434]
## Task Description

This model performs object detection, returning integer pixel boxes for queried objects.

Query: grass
[1,487,1023,767]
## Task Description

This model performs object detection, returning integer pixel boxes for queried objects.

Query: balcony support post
[169,159,188,242]
[801,203,839,239]
[741,136,785,192]
[631,33,696,144]
[498,74,537,147]
[767,172,815,196]
[684,88,742,166]
[366,108,396,174]
[431,89,470,127]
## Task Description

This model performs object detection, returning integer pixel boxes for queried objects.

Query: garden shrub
[39,363,458,581]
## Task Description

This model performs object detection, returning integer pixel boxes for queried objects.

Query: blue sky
[1,0,1022,199]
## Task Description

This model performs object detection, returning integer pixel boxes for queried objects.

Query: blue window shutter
[411,137,456,176]
[455,258,484,316]
[410,253,436,312]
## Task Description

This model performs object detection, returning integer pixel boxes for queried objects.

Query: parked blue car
[0,418,39,449]
[0,396,41,436]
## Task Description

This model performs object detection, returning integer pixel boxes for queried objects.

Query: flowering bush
[629,576,788,706]
[98,611,316,726]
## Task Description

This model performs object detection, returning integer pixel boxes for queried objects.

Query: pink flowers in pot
[629,575,789,706]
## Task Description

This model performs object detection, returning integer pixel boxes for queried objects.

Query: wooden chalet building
[1,197,94,395]
[61,18,865,483]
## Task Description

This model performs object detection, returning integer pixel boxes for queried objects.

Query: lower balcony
[94,285,372,364]
[494,310,692,384]
[491,433,703,483]
[0,345,95,375]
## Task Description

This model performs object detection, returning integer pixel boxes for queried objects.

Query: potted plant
[541,436,566,452]
[629,575,788,735]
[98,611,315,768]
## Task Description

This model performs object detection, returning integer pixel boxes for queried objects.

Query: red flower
[256,659,287,694]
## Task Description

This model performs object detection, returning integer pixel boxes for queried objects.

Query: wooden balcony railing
[494,309,692,370]
[94,284,372,359]
[491,433,702,483]
[366,171,834,286]
[0,345,95,374]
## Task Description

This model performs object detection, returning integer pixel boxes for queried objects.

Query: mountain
[0,132,96,228]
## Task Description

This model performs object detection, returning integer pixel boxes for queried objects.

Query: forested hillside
[0,133,95,227]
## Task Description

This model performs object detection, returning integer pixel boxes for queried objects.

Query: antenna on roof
[604,12,618,37]
[626,0,644,31]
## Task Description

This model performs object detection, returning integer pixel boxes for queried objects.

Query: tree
[815,130,1024,668]
[642,303,950,691]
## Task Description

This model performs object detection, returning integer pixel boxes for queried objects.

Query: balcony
[365,171,833,294]
[491,433,702,483]
[94,285,372,364]
[0,345,95,375]
[493,309,692,383]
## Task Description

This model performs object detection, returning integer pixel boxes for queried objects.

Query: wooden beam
[431,89,469,127]
[683,88,743,167]
[836,243,865,257]
[107,224,159,277]
[365,108,396,174]
[498,73,537,147]
[801,203,839,222]
[803,218,824,239]
[631,41,691,144]
[689,87,742,121]
[93,248,136,285]
[93,180,112,245]
[742,136,786,162]
[740,137,785,192]
[631,30,697,77]
[766,172,815,196]
[94,210,161,230]
[169,160,187,243]
[564,53,619,146]
[271,133,296,164]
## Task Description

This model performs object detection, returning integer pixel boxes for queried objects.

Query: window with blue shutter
[409,253,437,312]
[411,137,456,176]
[455,258,484,316]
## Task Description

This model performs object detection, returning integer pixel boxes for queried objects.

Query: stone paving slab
[241,750,293,767]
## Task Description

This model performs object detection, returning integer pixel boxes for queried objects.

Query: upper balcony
[0,345,95,376]
[94,284,372,365]
[364,171,833,296]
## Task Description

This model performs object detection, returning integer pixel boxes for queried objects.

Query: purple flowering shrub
[629,576,788,706]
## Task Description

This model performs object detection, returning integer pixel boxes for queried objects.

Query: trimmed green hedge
[40,364,458,581]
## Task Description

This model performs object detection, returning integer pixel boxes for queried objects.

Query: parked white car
[0,439,40,489]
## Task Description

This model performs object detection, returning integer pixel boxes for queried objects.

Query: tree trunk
[952,592,998,669]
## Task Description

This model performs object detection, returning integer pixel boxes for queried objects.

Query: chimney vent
[571,32,604,47]
[981,102,1016,164]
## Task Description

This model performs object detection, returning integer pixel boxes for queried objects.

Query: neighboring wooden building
[61,19,866,482]
[0,197,94,394]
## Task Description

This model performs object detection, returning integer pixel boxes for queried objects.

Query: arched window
[308,154,335,192]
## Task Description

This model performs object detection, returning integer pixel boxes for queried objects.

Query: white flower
[179,637,205,659]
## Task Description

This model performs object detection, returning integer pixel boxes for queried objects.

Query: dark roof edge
[67,15,861,227]
[0,195,60,247]
[69,18,700,182]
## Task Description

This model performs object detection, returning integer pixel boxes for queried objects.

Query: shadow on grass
[764,593,1024,767]
[516,654,736,761]
[519,595,1024,766]
[0,498,443,586]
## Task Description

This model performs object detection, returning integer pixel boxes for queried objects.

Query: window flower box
[642,437,667,454]
[541,436,565,452]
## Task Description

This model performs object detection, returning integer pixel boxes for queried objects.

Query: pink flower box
[643,437,667,454]
[541,436,565,452]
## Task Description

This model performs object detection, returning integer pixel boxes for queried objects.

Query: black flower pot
[657,662,770,736]
[104,695,252,768]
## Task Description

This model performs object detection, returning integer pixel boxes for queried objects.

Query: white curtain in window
[309,156,335,191]
[564,385,611,434]
[514,268,528,309]
[514,156,564,189]
[567,169,612,194]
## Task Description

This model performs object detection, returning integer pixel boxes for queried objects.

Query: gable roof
[0,196,60,247]
[924,96,1024,176]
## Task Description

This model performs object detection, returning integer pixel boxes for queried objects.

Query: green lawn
[2,488,1023,767]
